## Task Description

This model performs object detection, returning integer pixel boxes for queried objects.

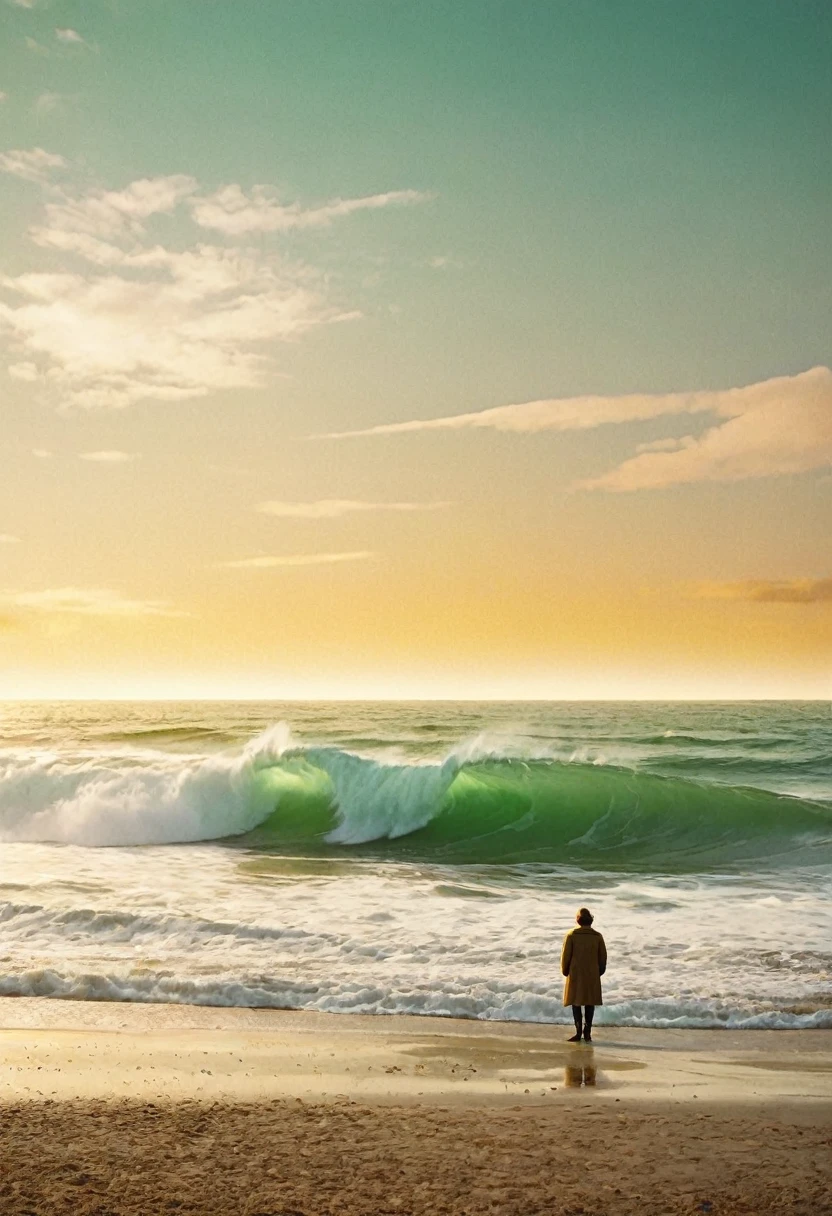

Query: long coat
[561,925,606,1006]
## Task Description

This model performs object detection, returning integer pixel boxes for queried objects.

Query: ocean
[1,700,830,1029]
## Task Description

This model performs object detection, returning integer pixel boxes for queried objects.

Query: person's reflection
[564,1054,597,1087]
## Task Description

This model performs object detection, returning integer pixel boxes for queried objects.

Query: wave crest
[1,725,831,869]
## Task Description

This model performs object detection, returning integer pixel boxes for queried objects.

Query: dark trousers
[571,1005,595,1033]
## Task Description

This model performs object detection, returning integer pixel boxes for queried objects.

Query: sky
[0,0,830,699]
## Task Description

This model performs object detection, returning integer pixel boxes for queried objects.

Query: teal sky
[4,0,832,396]
[0,0,829,697]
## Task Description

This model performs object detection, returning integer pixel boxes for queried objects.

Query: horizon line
[0,695,827,705]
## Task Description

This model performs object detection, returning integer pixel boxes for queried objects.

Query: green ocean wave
[242,755,832,871]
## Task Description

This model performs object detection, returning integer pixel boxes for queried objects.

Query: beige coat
[561,926,606,1006]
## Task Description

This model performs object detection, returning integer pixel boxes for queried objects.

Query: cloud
[79,449,138,463]
[0,587,187,617]
[0,93,8,104]
[190,185,429,236]
[427,255,462,270]
[256,498,450,519]
[8,0,38,8]
[581,369,832,491]
[54,27,85,45]
[320,367,832,492]
[0,259,332,408]
[8,361,39,381]
[218,551,374,569]
[36,174,198,241]
[0,147,66,182]
[32,448,52,458]
[0,162,423,409]
[33,92,72,116]
[22,28,91,55]
[0,534,21,544]
[696,576,832,605]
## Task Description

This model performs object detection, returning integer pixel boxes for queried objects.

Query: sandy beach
[1,999,830,1214]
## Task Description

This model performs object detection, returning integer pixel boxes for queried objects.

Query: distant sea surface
[1,700,830,1028]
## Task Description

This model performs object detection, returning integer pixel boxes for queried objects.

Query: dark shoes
[567,1032,582,1042]
[583,1032,592,1042]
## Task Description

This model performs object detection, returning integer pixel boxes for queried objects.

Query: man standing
[561,907,607,1042]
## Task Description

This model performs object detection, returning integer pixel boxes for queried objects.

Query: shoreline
[2,996,831,1106]
[1,999,831,1214]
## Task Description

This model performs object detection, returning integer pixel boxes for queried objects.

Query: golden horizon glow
[1,2,829,701]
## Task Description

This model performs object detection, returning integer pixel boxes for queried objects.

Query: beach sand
[1,999,831,1214]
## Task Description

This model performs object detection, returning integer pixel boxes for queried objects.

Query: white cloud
[256,498,450,519]
[190,185,430,236]
[696,576,832,605]
[0,587,187,617]
[581,368,832,491]
[32,448,52,458]
[8,0,38,8]
[79,449,138,463]
[218,551,374,569]
[0,163,422,409]
[0,261,331,408]
[33,92,71,116]
[24,36,49,54]
[0,147,66,182]
[37,174,198,241]
[0,92,8,104]
[0,534,21,544]
[319,388,724,439]
[426,255,462,271]
[55,27,85,45]
[321,368,832,492]
[8,361,39,381]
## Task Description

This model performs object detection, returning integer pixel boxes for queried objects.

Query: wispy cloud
[79,450,138,463]
[696,576,832,605]
[8,0,38,8]
[0,587,187,617]
[0,92,8,104]
[0,160,424,409]
[320,368,832,492]
[54,27,86,45]
[36,174,198,241]
[0,146,66,182]
[33,91,73,117]
[580,369,832,491]
[426,255,462,270]
[9,362,39,381]
[32,448,52,459]
[256,498,450,519]
[0,534,21,544]
[218,551,374,569]
[191,186,430,236]
[22,27,91,54]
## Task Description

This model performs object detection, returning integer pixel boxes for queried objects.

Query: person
[561,907,606,1042]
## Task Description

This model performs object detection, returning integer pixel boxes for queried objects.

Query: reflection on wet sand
[565,1048,597,1087]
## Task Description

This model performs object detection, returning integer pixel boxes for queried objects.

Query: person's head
[576,907,594,926]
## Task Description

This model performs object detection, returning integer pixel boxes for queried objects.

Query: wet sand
[1,999,831,1213]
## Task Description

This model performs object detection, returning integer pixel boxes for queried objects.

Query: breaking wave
[2,725,831,871]
[2,962,830,1029]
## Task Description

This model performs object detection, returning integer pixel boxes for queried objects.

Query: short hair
[577,907,593,926]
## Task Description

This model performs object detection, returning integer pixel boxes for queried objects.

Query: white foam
[0,727,457,848]
[0,727,301,846]
[307,747,458,844]
[1,965,829,1029]
[0,752,260,847]
[2,839,830,1033]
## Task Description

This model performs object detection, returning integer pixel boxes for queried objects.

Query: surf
[1,725,831,870]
